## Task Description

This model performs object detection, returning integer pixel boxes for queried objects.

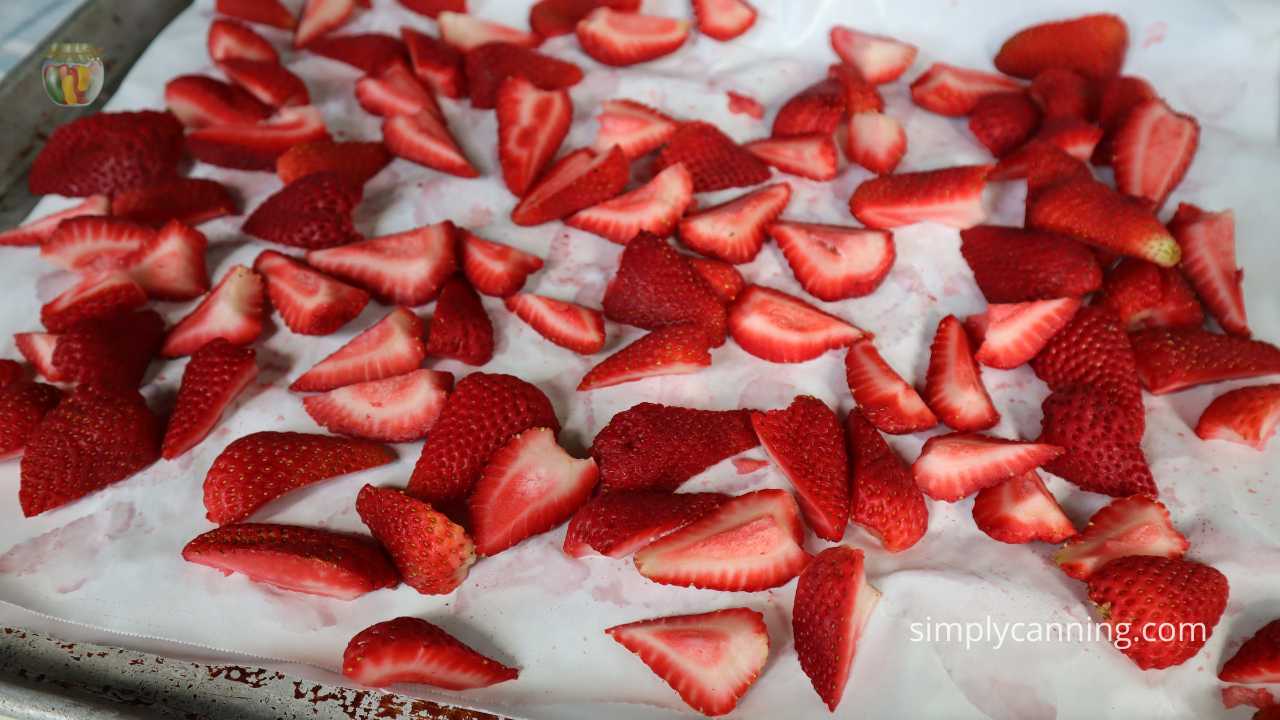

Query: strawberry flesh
[850,164,990,230]
[1056,495,1188,581]
[563,491,727,558]
[1220,619,1280,684]
[679,183,791,264]
[460,230,543,297]
[162,265,266,357]
[971,471,1075,544]
[770,221,895,302]
[912,432,1063,502]
[578,324,712,391]
[925,315,999,431]
[307,222,457,306]
[729,285,865,363]
[1195,384,1280,451]
[792,546,880,712]
[1169,203,1249,336]
[290,307,426,392]
[304,369,452,443]
[343,616,516,688]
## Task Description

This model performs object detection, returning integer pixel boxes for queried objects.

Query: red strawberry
[912,432,1063,502]
[182,523,397,600]
[307,33,406,74]
[161,339,257,460]
[254,251,368,335]
[844,111,907,175]
[401,27,466,99]
[959,225,1102,303]
[653,121,770,193]
[576,8,689,66]
[244,172,362,249]
[28,111,183,197]
[606,608,767,717]
[116,221,210,301]
[968,91,1041,156]
[829,26,918,85]
[563,491,726,557]
[925,315,998,432]
[744,134,838,181]
[531,0,641,37]
[469,427,599,554]
[505,293,606,354]
[1092,75,1157,165]
[827,63,886,114]
[355,485,476,594]
[460,230,543,297]
[1039,386,1154,496]
[50,310,165,390]
[1087,556,1228,670]
[383,110,478,178]
[425,276,493,365]
[577,324,712,391]
[294,0,356,48]
[1029,68,1097,121]
[996,13,1128,80]
[1055,495,1188,580]
[849,164,991,230]
[463,42,583,109]
[187,105,330,170]
[407,373,559,507]
[304,369,451,443]
[356,61,440,118]
[209,19,278,64]
[845,410,927,552]
[688,256,744,303]
[770,221,895,301]
[0,195,108,247]
[1169,203,1249,336]
[41,272,148,333]
[497,76,571,197]
[398,0,466,18]
[729,285,865,363]
[1195,384,1280,451]
[219,58,309,108]
[162,265,265,357]
[693,0,756,41]
[971,472,1075,544]
[591,403,758,493]
[1224,688,1277,712]
[0,360,24,388]
[307,222,456,306]
[771,79,847,138]
[512,147,629,226]
[909,63,1022,117]
[679,183,791,264]
[1097,258,1203,330]
[439,12,539,52]
[1112,98,1198,209]
[567,163,693,244]
[110,178,237,228]
[993,119,1106,180]
[751,396,850,541]
[844,340,937,434]
[205,431,394,525]
[19,384,160,517]
[792,546,880,712]
[968,297,1081,369]
[0,382,62,459]
[14,333,63,383]
[593,98,677,158]
[277,140,390,186]
[41,216,152,271]
[216,0,296,29]
[291,307,426,392]
[634,488,809,590]
[343,617,516,689]
[1031,305,1144,401]
[1221,619,1280,683]
[1130,327,1280,395]
[602,233,727,344]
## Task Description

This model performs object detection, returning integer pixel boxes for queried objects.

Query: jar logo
[42,43,104,107]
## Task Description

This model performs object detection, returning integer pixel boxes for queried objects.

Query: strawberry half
[601,232,727,344]
[745,134,838,181]
[968,91,1041,157]
[578,324,712,391]
[995,13,1128,80]
[460,230,543,297]
[968,297,1081,369]
[563,491,727,558]
[426,276,493,365]
[925,315,999,431]
[1196,384,1280,451]
[530,0,642,38]
[463,42,583,109]
[290,307,426,392]
[0,382,62,459]
[971,472,1075,544]
[689,256,745,303]
[844,340,938,434]
[653,121,770,193]
[383,110,479,178]
[162,265,265,357]
[912,432,1063,502]
[343,617,516,689]
[679,183,791,264]
[0,195,108,247]
[164,75,272,129]
[576,8,689,66]
[634,488,810,591]
[15,333,64,383]
[1170,203,1249,336]
[567,163,693,244]
[355,61,440,118]
[1093,74,1157,165]
[110,178,237,228]
[1112,98,1198,210]
[1039,386,1154,496]
[793,546,880,712]
[219,58,309,108]
[41,216,151,271]
[161,339,257,460]
[496,75,571,197]
[829,26,917,85]
[959,225,1101,303]
[277,140,391,186]
[828,63,885,113]
[849,164,990,230]
[512,146,629,226]
[729,284,865,363]
[304,369,453,443]
[40,272,148,333]
[401,26,466,99]
[254,250,369,335]
[1055,495,1187,581]
[771,79,847,138]
[187,105,330,170]
[1027,176,1180,266]
[294,0,356,48]
[307,222,456,306]
[209,19,278,64]
[751,396,850,541]
[182,523,397,600]
[356,485,476,595]
[1130,327,1280,395]
[49,310,164,390]
[593,98,677,158]
[505,293,606,354]
[606,608,767,717]
[216,0,296,29]
[438,11,539,52]
[1097,258,1203,330]
[28,111,183,197]
[693,0,756,41]
[1220,619,1280,684]
[770,221,895,301]
[845,410,927,552]
[844,111,907,175]
[909,63,1022,117]
[306,33,407,74]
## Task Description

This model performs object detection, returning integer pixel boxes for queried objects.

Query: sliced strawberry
[1221,687,1276,711]
[1039,386,1154,496]
[530,0,639,37]
[1220,619,1280,683]
[0,195,108,247]
[727,90,764,119]
[291,307,426,392]
[460,230,543,297]
[28,111,184,198]
[463,42,583,109]
[844,340,937,434]
[634,488,809,590]
[1028,68,1097,121]
[401,27,466,99]
[910,63,1022,117]
[1097,258,1203,330]
[1130,327,1280,395]
[845,410,927,552]
[576,8,688,66]
[343,617,516,689]
[41,216,152,271]
[1112,98,1198,209]
[1055,495,1187,581]
[41,272,148,333]
[254,250,369,335]
[770,221,894,301]
[1001,140,1095,189]
[688,256,744,304]
[426,276,493,365]
[356,61,440,118]
[969,297,1081,369]
[110,178,236,229]
[216,0,296,29]
[912,432,1063,502]
[511,146,629,226]
[294,0,355,48]
[497,76,571,197]
[968,91,1041,156]
[829,26,918,85]
[219,58,309,108]
[0,382,62,460]
[827,63,886,114]
[678,183,790,264]
[959,225,1102,303]
[303,369,451,443]
[187,105,329,170]
[161,339,257,460]
[1169,203,1248,336]
[306,33,407,74]
[593,98,677,158]
[49,311,164,390]
[606,608,767,717]
[771,79,847,138]
[563,491,726,558]
[995,13,1128,80]
[398,0,466,18]
[971,472,1075,544]
[653,121,770,193]
[162,265,265,357]
[306,222,455,306]
[1027,176,1180,267]
[1031,305,1145,419]
[166,75,270,130]
[277,140,391,186]
[383,110,478,178]
[601,232,727,344]
[244,172,361,249]
[209,19,278,64]
[578,324,711,391]
[14,333,64,383]
[744,134,838,181]
[0,360,24,388]
[849,164,990,230]
[992,119,1104,179]
[469,427,598,554]
[751,396,849,541]
[925,315,999,431]
[693,0,756,41]
[793,546,880,711]
[1195,384,1280,450]
[844,111,907,175]
[567,163,693,244]
[505,293,606,354]
[729,285,865,363]
[1092,75,1157,165]
[440,12,539,53]
[355,484,476,594]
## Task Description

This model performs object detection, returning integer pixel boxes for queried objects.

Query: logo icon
[42,43,104,107]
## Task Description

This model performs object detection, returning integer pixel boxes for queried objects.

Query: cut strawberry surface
[576,8,689,66]
[1196,384,1280,450]
[607,608,767,717]
[28,111,183,198]
[277,140,391,186]
[383,110,479,178]
[959,225,1102,303]
[563,491,727,558]
[770,221,895,301]
[693,0,756,41]
[912,432,1063,502]
[634,488,809,591]
[505,293,606,354]
[209,19,278,64]
[439,11,539,52]
[41,216,152,271]
[245,172,362,249]
[909,63,1022,117]
[496,76,571,197]
[219,58,309,108]
[50,310,165,390]
[729,285,865,363]
[793,546,880,712]
[1039,386,1154,496]
[460,230,543,297]
[751,396,850,541]
[531,0,642,38]
[294,0,356,48]
[254,250,369,336]
[972,472,1075,544]
[844,340,937,434]
[771,79,847,138]
[306,33,407,74]
[654,121,770,193]
[41,272,148,333]
[401,26,466,99]
[216,0,296,29]
[464,42,583,109]
[1097,258,1203,331]
[1112,98,1198,210]
[15,333,64,383]
[1130,327,1280,395]
[850,164,990,230]
[182,524,397,600]
[593,99,678,158]
[828,63,885,114]
[426,276,494,365]
[968,91,1041,157]
[469,427,599,555]
[844,111,907,175]
[1026,176,1180,266]
[1169,203,1249,336]
[0,382,62,460]
[679,183,791,264]
[925,315,999,432]
[688,257,744,304]
[1056,495,1187,581]
[969,297,1081,369]
[744,134,838,181]
[567,163,693,244]
[291,307,426,392]
[356,61,440,118]
[162,265,265,357]
[304,369,452,443]
[1220,619,1280,684]
[578,324,712,391]
[165,75,272,129]
[187,105,330,170]
[343,617,516,689]
[307,222,456,306]
[356,485,476,595]
[0,195,108,247]
[602,232,727,345]
[845,410,927,552]
[162,339,257,460]
[995,13,1128,80]
[512,146,629,226]
[111,178,237,228]
[830,26,917,84]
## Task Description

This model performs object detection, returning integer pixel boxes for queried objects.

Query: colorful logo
[42,43,104,107]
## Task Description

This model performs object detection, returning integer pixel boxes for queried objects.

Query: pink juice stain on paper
[0,503,135,580]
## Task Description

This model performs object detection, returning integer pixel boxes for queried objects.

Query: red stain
[1222,686,1275,710]
[727,91,764,120]
[1143,21,1167,48]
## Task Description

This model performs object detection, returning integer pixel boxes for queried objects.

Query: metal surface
[0,0,192,228]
